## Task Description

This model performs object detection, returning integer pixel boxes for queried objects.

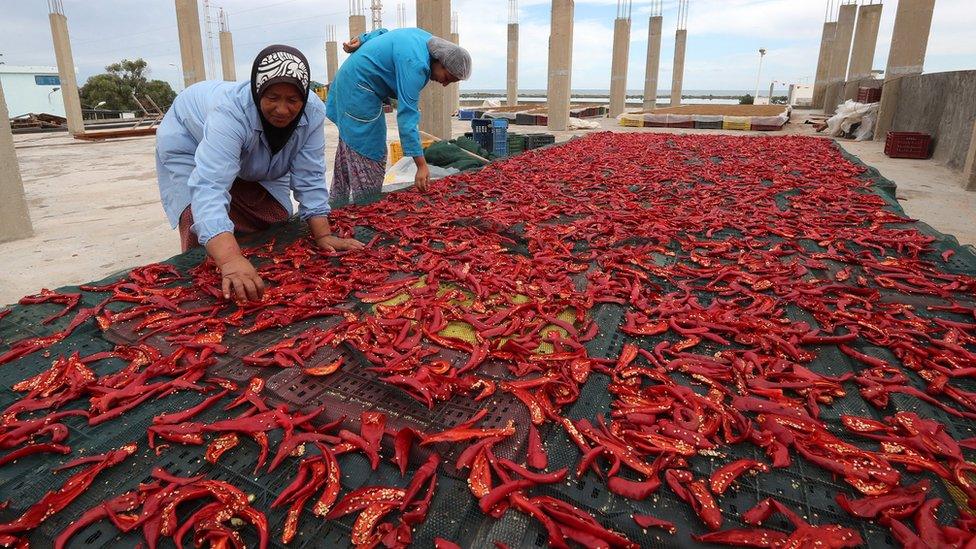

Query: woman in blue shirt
[327,28,471,206]
[156,45,361,302]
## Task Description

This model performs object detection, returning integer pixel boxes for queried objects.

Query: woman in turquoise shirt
[326,28,472,206]
[156,45,361,303]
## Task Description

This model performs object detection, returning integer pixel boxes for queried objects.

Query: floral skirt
[329,138,386,208]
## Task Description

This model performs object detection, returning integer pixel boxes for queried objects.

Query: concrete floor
[2,111,974,306]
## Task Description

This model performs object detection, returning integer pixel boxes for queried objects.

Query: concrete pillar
[326,41,339,84]
[219,31,236,81]
[48,9,84,136]
[822,3,856,113]
[0,81,33,242]
[349,15,367,40]
[812,22,836,110]
[175,0,207,86]
[848,3,882,81]
[609,17,631,117]
[876,0,936,140]
[964,120,976,191]
[450,31,461,114]
[669,29,687,107]
[642,15,662,111]
[546,0,574,131]
[417,0,452,140]
[507,23,519,106]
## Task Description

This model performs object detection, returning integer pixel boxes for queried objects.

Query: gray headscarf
[427,36,472,80]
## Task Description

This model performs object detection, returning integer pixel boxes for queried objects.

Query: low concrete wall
[889,70,976,171]
[842,77,882,103]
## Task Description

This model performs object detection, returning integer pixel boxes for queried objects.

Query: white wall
[0,67,66,118]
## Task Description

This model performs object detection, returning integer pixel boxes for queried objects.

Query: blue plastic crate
[491,120,509,157]
[471,119,493,151]
[458,109,475,120]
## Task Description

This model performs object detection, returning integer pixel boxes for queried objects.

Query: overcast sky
[1,0,974,94]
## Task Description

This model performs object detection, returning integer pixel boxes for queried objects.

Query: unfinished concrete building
[507,0,519,106]
[218,8,236,81]
[175,0,207,86]
[417,0,452,139]
[450,12,460,115]
[47,0,84,136]
[812,4,837,110]
[608,1,632,117]
[875,0,935,140]
[350,0,367,40]
[0,80,33,242]
[642,1,663,110]
[821,1,856,114]
[670,0,689,107]
[547,0,574,131]
[326,25,339,84]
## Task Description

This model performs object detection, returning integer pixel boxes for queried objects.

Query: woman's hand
[316,234,365,253]
[218,255,265,302]
[414,160,430,192]
[343,37,362,53]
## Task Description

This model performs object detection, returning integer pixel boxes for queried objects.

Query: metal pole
[754,49,766,101]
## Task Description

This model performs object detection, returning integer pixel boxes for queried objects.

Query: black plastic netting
[0,133,975,548]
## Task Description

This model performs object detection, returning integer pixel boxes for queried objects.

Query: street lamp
[754,48,767,103]
[169,62,184,91]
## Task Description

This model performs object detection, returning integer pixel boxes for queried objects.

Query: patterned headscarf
[250,45,311,155]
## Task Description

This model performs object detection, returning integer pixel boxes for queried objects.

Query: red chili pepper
[709,459,769,495]
[632,514,676,534]
[0,443,135,537]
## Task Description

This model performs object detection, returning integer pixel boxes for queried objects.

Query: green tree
[80,58,176,112]
[739,94,755,105]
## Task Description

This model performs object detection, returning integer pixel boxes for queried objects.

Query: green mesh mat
[0,139,974,548]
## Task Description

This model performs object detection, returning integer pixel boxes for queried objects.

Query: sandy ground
[2,110,974,306]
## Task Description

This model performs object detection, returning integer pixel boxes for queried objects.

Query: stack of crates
[491,119,509,157]
[507,134,526,156]
[524,133,556,150]
[471,119,493,152]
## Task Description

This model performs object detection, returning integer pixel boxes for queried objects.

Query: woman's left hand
[316,234,365,253]
[343,37,362,53]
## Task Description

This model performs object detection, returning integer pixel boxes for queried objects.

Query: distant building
[788,84,814,107]
[0,65,66,118]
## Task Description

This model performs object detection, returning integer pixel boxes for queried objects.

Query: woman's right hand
[218,255,265,302]
[414,162,430,192]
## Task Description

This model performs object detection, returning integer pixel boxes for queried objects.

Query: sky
[1,0,974,96]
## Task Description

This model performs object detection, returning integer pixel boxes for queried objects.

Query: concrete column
[175,0,206,86]
[349,15,367,40]
[507,23,519,106]
[642,15,662,111]
[822,3,856,113]
[812,22,836,109]
[876,0,936,140]
[326,41,339,83]
[219,31,236,81]
[0,81,33,242]
[546,0,574,131]
[417,0,452,140]
[669,29,686,107]
[964,120,976,191]
[450,31,461,114]
[848,3,882,81]
[48,10,84,136]
[609,17,631,117]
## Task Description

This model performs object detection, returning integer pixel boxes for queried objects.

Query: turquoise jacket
[326,28,431,161]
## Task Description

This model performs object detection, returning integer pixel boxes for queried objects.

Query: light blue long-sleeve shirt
[155,80,330,245]
[326,28,431,161]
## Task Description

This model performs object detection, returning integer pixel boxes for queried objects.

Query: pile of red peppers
[1,133,975,547]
